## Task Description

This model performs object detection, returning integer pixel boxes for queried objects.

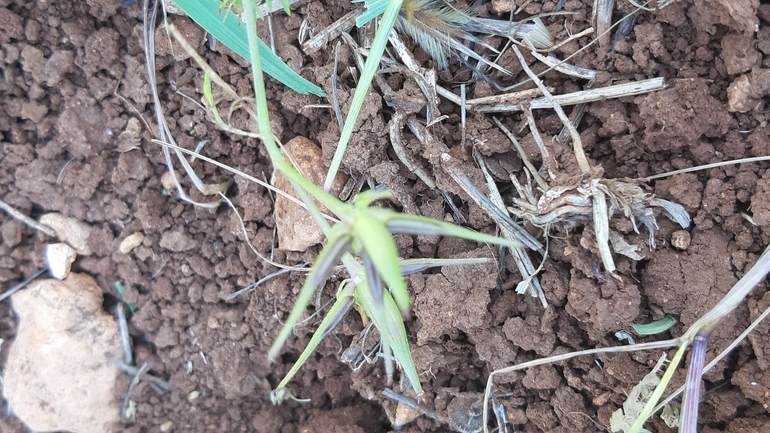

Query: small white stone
[119,232,144,254]
[44,243,77,280]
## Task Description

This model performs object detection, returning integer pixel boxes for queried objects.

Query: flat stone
[39,212,92,255]
[3,273,122,433]
[274,136,348,251]
[159,229,196,252]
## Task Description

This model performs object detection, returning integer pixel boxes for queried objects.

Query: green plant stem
[629,342,688,433]
[323,0,404,191]
[241,0,347,219]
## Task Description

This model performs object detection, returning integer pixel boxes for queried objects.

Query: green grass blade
[323,0,404,191]
[629,343,688,433]
[355,0,389,27]
[171,0,325,96]
[267,227,351,362]
[631,315,677,336]
[355,280,423,396]
[278,0,291,14]
[378,210,522,249]
[353,212,411,315]
[276,293,354,390]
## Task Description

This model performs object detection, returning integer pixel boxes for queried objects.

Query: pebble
[39,212,92,255]
[44,243,77,280]
[119,232,144,254]
[3,274,122,433]
[274,136,348,251]
[671,230,691,250]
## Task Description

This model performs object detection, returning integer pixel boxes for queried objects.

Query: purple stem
[681,330,710,433]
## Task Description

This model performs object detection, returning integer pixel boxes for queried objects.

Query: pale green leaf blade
[379,210,522,249]
[267,229,351,362]
[355,280,423,396]
[171,0,325,96]
[279,0,292,15]
[324,0,403,190]
[355,0,389,27]
[353,212,411,315]
[275,294,354,391]
[630,315,677,336]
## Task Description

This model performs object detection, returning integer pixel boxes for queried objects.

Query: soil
[1,0,770,432]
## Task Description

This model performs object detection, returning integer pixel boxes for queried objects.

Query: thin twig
[153,139,340,223]
[529,50,596,80]
[112,358,172,396]
[266,12,276,53]
[474,150,547,307]
[522,105,556,180]
[482,339,682,432]
[218,192,314,271]
[0,268,47,303]
[646,156,770,180]
[150,254,170,279]
[143,2,224,209]
[466,87,547,109]
[302,7,363,54]
[121,362,148,418]
[112,81,153,133]
[390,112,437,189]
[492,118,548,191]
[116,303,133,365]
[331,42,345,131]
[56,158,75,184]
[382,389,443,424]
[441,155,543,251]
[512,45,591,174]
[474,78,666,113]
[0,199,55,237]
[227,268,297,301]
[556,103,587,146]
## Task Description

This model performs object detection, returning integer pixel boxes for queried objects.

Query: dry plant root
[505,45,690,276]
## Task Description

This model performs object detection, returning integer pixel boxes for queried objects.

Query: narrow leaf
[630,315,677,336]
[171,0,325,96]
[354,279,423,396]
[363,252,384,307]
[353,212,411,315]
[377,209,524,250]
[267,228,351,362]
[400,257,489,275]
[275,294,355,391]
[324,0,404,190]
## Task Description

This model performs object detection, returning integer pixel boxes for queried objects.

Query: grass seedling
[162,0,523,402]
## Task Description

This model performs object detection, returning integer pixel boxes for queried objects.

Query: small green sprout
[114,280,137,314]
[630,315,677,336]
